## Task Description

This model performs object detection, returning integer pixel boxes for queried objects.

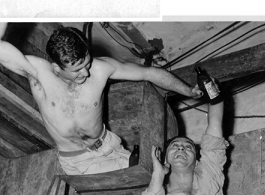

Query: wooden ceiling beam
[171,43,265,87]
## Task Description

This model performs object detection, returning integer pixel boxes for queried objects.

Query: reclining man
[143,99,228,195]
[0,22,202,175]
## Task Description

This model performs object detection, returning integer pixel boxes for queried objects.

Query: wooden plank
[171,43,265,86]
[58,165,150,192]
[0,96,56,148]
[81,188,146,195]
[0,84,43,125]
[0,117,45,154]
[0,136,26,158]
[0,65,32,95]
[0,71,37,110]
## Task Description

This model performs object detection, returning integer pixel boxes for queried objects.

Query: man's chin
[171,158,192,167]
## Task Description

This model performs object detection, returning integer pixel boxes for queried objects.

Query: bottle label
[204,78,220,99]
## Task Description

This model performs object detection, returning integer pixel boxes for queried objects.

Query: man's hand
[147,146,169,194]
[190,84,203,99]
[0,23,7,39]
[152,145,169,176]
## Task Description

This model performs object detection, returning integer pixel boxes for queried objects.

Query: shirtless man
[0,23,202,175]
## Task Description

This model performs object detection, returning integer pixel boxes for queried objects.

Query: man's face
[59,54,91,84]
[166,137,196,170]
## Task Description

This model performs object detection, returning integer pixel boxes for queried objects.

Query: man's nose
[80,68,89,77]
[177,145,184,150]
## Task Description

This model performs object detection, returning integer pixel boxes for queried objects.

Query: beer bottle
[195,67,222,105]
[129,144,139,166]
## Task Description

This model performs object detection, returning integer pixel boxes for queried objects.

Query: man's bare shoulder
[88,57,117,82]
[94,56,123,70]
[97,56,124,64]
[95,56,115,64]
[25,55,52,71]
[24,55,54,82]
[91,57,116,71]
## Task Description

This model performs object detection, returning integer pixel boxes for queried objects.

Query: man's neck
[167,171,194,194]
[56,71,79,88]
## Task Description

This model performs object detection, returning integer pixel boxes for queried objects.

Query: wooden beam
[0,83,41,123]
[0,136,26,158]
[0,70,37,109]
[0,84,43,125]
[0,96,56,148]
[0,65,32,95]
[0,116,48,154]
[171,43,265,86]
[58,165,150,193]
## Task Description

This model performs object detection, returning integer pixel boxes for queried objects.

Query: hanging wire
[194,23,265,64]
[179,98,265,118]
[107,23,147,54]
[162,22,241,69]
[179,101,207,113]
[99,22,142,58]
[164,22,265,118]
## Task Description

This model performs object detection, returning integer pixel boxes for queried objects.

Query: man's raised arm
[0,22,37,78]
[103,57,203,99]
[205,101,224,138]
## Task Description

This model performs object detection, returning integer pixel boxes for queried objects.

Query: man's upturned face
[166,137,196,170]
[59,54,91,84]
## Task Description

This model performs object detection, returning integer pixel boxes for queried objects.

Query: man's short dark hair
[46,27,89,69]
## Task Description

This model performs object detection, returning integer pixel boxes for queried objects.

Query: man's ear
[52,63,61,73]
[164,163,170,169]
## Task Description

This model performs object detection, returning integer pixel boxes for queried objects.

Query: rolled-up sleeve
[194,134,229,195]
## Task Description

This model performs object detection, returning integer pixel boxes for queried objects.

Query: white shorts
[58,130,131,175]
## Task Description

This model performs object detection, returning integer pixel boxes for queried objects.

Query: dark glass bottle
[129,144,139,167]
[195,67,223,105]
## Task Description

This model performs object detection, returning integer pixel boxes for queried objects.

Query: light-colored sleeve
[194,134,229,194]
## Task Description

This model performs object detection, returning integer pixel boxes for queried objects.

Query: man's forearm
[205,101,224,138]
[147,67,194,97]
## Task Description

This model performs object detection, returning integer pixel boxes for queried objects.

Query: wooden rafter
[170,43,265,86]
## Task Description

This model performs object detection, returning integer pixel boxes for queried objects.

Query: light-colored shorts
[58,129,131,175]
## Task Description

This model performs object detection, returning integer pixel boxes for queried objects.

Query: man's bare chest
[28,73,103,116]
[33,83,99,115]
[49,88,102,117]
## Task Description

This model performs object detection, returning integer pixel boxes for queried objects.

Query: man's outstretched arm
[103,57,203,99]
[0,22,37,78]
[205,101,224,138]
